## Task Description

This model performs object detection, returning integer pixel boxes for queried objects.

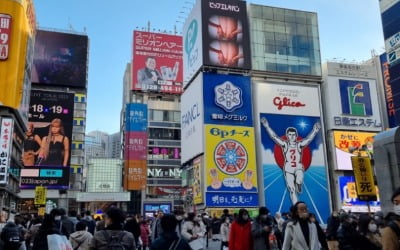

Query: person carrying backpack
[89,207,135,250]
[0,221,23,250]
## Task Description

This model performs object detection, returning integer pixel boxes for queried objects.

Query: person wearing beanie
[381,187,400,250]
[251,206,274,250]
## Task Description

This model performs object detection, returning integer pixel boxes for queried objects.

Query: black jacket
[150,231,191,250]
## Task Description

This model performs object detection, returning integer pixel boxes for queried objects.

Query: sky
[33,0,385,134]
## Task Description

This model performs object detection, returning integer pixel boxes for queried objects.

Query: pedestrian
[60,208,75,236]
[32,213,63,250]
[382,187,400,250]
[0,221,24,250]
[124,213,141,247]
[150,214,191,250]
[140,220,150,250]
[89,207,135,250]
[68,210,80,229]
[229,208,252,250]
[151,210,164,242]
[357,214,381,250]
[26,216,42,250]
[14,214,28,250]
[282,201,327,250]
[181,212,206,250]
[83,211,96,235]
[211,213,221,241]
[70,220,93,250]
[173,209,185,238]
[219,216,230,250]
[252,207,274,250]
[325,210,340,250]
[336,212,361,250]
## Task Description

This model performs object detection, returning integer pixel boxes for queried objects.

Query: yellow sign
[347,182,357,199]
[205,125,258,193]
[0,0,36,110]
[334,131,376,157]
[193,156,203,205]
[34,186,47,205]
[38,207,45,216]
[351,156,376,198]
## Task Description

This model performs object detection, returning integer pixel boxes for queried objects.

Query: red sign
[125,131,148,160]
[132,31,183,94]
[0,14,12,60]
[273,96,306,110]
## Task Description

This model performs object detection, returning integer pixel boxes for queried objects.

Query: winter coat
[326,215,340,240]
[220,222,230,242]
[70,230,93,250]
[337,222,362,250]
[251,217,274,250]
[282,220,320,250]
[382,220,400,250]
[229,220,252,250]
[89,224,135,250]
[181,220,206,242]
[150,231,191,250]
[151,218,163,242]
[32,227,61,250]
[140,223,150,246]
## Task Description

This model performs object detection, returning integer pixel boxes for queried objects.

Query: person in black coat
[32,213,62,250]
[124,214,141,247]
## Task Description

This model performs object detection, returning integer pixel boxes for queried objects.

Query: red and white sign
[0,14,12,60]
[254,82,321,116]
[0,118,13,184]
[132,31,183,94]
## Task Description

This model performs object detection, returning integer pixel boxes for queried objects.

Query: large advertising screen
[338,176,380,212]
[201,0,251,70]
[20,90,74,189]
[333,131,377,170]
[132,31,183,94]
[203,73,252,127]
[0,0,35,119]
[255,82,330,224]
[31,30,88,88]
[204,124,258,207]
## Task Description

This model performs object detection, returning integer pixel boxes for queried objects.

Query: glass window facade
[249,5,322,75]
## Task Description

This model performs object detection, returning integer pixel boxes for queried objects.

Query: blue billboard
[125,103,148,132]
[203,73,253,127]
[379,53,397,128]
[259,113,330,224]
[206,192,259,207]
[338,176,381,213]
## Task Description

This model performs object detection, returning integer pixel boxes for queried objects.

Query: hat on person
[259,206,269,215]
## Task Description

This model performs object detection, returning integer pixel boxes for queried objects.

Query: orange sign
[124,160,147,190]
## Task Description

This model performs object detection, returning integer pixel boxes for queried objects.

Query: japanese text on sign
[334,117,381,128]
[34,186,47,205]
[0,14,11,60]
[0,118,13,184]
[351,156,377,198]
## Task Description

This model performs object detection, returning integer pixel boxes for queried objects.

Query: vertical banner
[256,82,330,224]
[201,0,251,70]
[131,31,183,94]
[203,73,253,127]
[380,53,397,128]
[0,14,11,60]
[0,118,14,184]
[193,156,203,205]
[125,103,148,132]
[124,132,148,161]
[20,90,74,189]
[351,156,377,201]
[124,160,147,190]
[205,125,258,207]
[34,186,47,205]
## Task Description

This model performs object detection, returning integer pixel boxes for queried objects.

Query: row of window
[249,5,318,26]
[148,109,180,123]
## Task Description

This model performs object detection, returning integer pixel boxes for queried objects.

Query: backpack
[102,230,126,250]
[3,225,22,249]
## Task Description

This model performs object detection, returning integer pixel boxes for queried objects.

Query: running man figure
[261,117,321,204]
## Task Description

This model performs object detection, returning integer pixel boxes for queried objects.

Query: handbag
[188,238,203,250]
[47,234,73,250]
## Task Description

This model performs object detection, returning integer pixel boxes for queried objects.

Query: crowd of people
[1,187,400,249]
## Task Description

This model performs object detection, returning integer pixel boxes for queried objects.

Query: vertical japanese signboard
[193,156,203,205]
[351,156,377,201]
[0,118,13,184]
[0,14,11,60]
[204,125,258,207]
[124,103,148,190]
[34,186,47,205]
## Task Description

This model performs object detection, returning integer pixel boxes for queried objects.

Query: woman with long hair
[38,118,69,166]
[181,212,206,250]
[282,201,327,250]
[357,214,382,250]
[22,123,42,166]
[229,208,252,250]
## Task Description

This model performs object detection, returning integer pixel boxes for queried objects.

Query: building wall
[86,158,122,192]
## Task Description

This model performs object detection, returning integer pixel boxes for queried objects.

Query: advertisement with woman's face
[21,90,74,189]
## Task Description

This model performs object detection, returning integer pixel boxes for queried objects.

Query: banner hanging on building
[0,118,13,184]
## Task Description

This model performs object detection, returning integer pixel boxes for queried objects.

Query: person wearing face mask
[336,212,362,250]
[220,216,231,250]
[174,209,185,238]
[357,214,381,250]
[251,207,274,250]
[229,208,252,250]
[382,187,400,250]
[181,212,206,250]
[282,201,327,250]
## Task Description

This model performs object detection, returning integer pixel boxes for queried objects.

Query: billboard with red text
[132,31,183,94]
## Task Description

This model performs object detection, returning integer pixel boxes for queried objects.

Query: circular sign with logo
[214,139,248,175]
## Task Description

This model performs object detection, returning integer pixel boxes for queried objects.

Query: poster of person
[259,113,330,224]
